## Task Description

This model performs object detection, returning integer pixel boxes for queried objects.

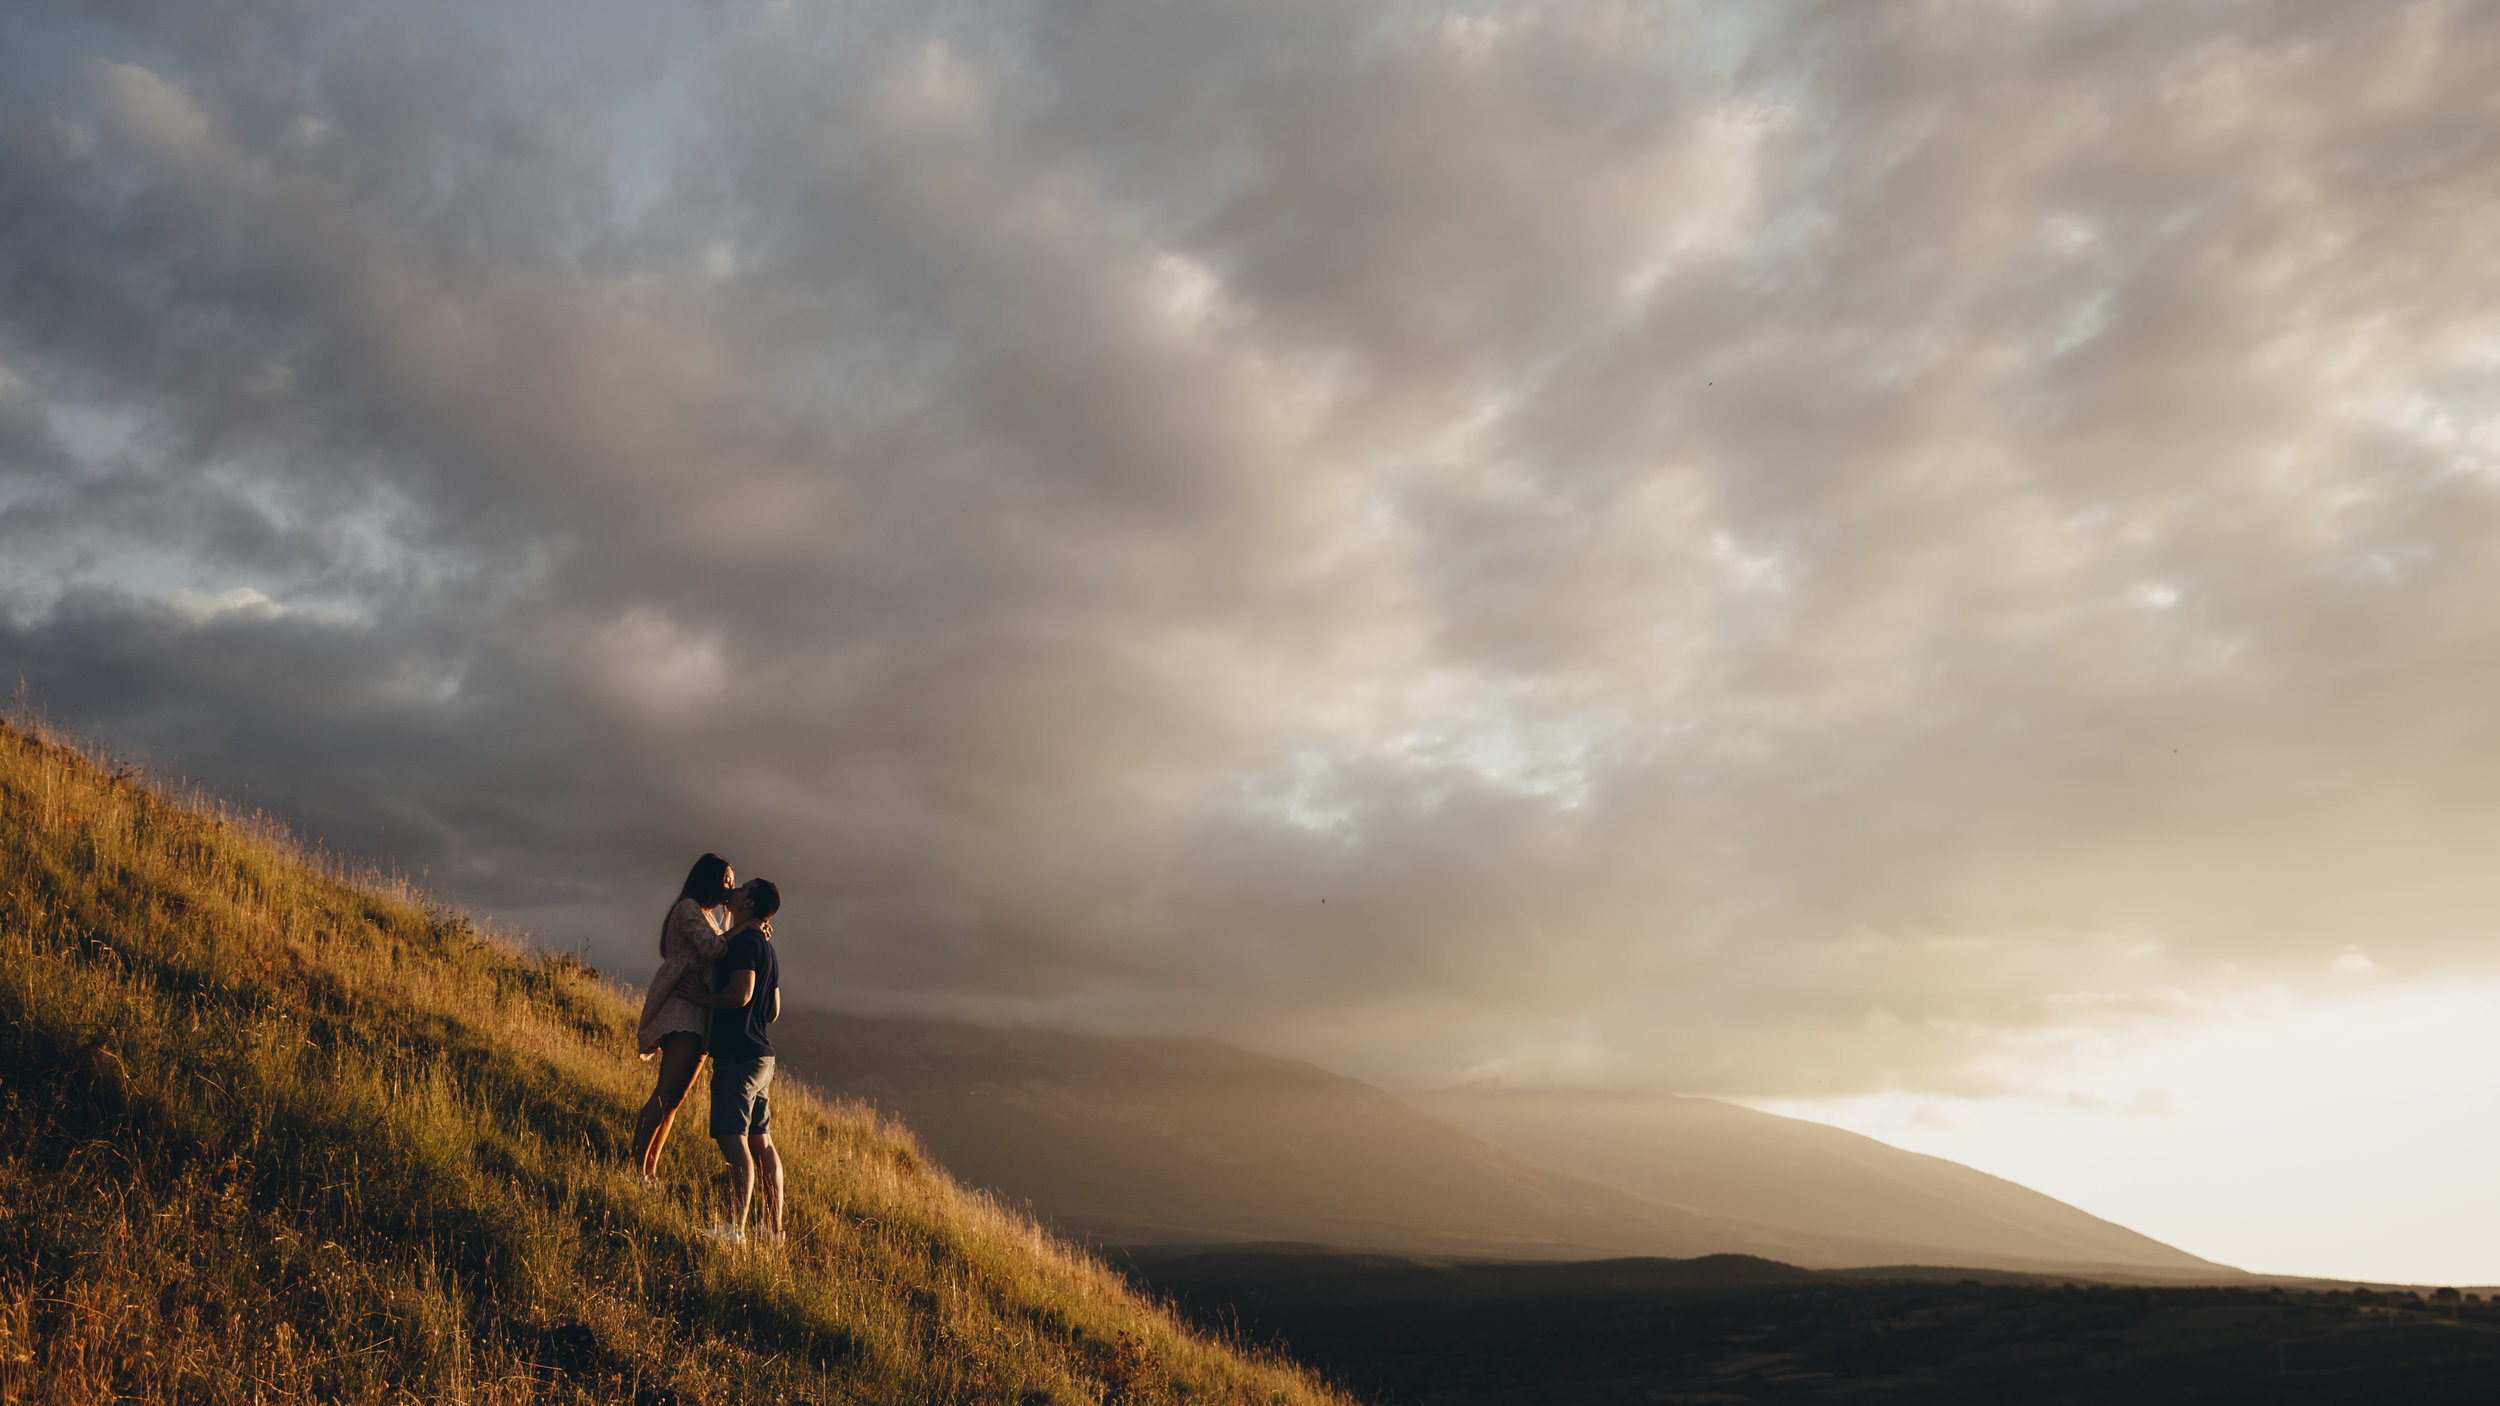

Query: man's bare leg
[715,1135,755,1230]
[747,1133,783,1238]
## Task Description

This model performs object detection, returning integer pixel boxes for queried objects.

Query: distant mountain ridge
[770,1012,2232,1279]
[768,1013,1788,1261]
[1407,1087,2215,1278]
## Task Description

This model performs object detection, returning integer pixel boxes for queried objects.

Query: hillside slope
[770,1015,1788,1262]
[1406,1089,2222,1278]
[0,720,1344,1406]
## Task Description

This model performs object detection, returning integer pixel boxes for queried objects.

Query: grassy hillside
[0,718,1344,1406]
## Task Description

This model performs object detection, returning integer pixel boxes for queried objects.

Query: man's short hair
[747,878,781,920]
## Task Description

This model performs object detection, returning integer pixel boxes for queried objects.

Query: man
[688,877,783,1244]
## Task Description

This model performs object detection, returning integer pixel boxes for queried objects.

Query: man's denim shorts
[708,1055,774,1137]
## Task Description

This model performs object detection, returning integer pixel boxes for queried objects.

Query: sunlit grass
[0,716,1344,1406]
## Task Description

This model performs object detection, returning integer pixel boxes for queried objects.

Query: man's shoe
[699,1223,746,1245]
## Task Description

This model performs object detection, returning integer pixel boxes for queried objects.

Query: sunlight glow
[1756,978,2500,1285]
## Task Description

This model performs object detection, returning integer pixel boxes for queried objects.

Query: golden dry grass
[0,717,1347,1406]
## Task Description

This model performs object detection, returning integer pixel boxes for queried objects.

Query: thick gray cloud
[7,0,2500,1096]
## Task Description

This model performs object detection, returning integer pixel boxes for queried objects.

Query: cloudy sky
[8,0,2500,1279]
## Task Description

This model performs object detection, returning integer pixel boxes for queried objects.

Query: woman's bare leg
[632,1035,707,1176]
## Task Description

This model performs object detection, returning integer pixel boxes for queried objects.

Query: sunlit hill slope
[0,719,1343,1406]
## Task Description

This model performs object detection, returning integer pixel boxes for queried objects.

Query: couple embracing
[630,852,785,1245]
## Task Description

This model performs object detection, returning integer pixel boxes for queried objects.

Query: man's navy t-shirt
[708,928,778,1060]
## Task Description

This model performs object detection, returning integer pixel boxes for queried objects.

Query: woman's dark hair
[676,853,735,908]
[746,879,781,921]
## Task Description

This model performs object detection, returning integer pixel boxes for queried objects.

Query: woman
[631,852,745,1181]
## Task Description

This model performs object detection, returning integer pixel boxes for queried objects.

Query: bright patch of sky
[1395,704,1608,807]
[1756,977,2500,1285]
[1232,746,1359,836]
